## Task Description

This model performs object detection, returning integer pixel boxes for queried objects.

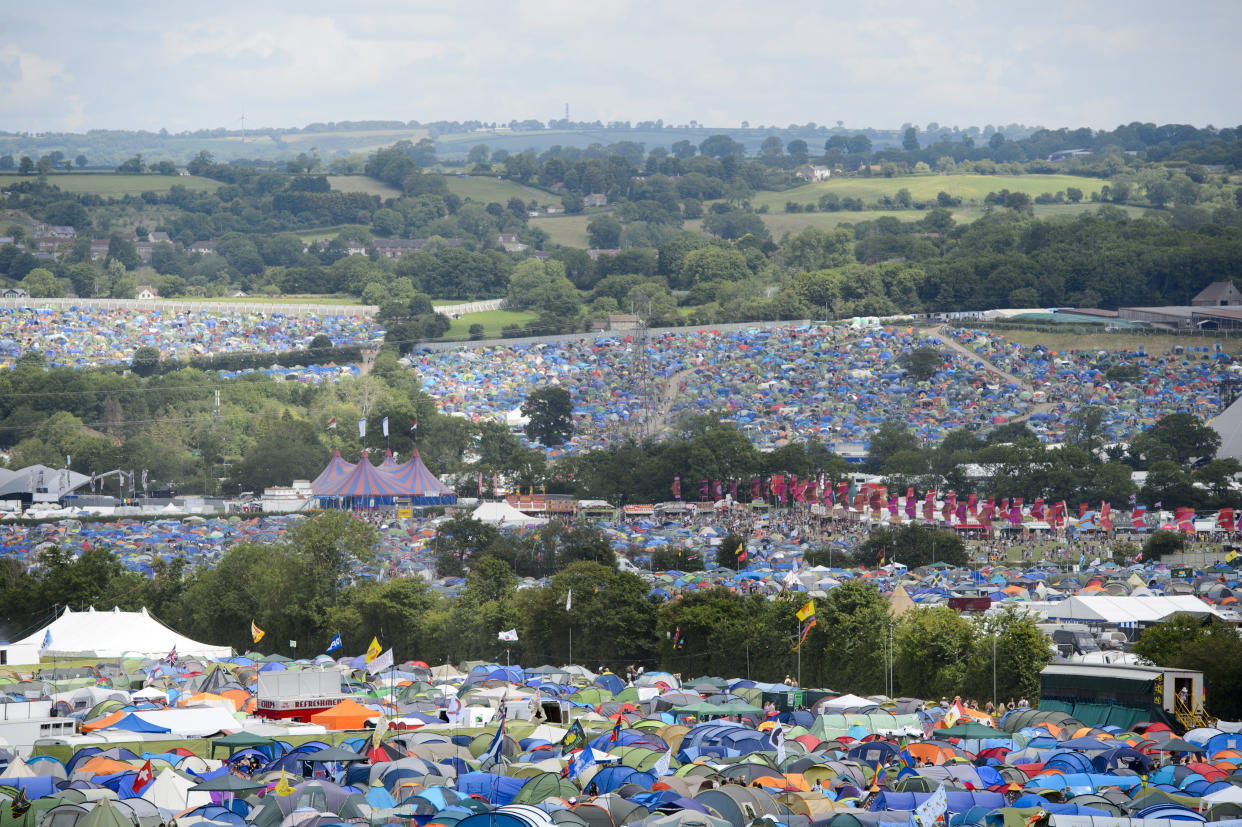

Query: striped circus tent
[311,449,356,495]
[387,450,457,505]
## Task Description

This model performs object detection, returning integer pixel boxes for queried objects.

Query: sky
[2,0,1240,135]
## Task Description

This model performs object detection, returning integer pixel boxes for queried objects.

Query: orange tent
[310,698,378,730]
[906,742,956,765]
[81,710,126,733]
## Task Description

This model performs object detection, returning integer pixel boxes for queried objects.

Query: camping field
[0,172,220,196]
[751,173,1106,210]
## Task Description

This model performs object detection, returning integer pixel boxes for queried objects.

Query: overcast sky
[3,0,1239,134]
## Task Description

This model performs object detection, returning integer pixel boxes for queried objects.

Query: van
[1050,628,1100,656]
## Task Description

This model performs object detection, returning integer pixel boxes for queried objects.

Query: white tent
[471,501,548,527]
[505,407,530,428]
[821,693,878,709]
[13,607,231,661]
[1040,595,1225,627]
[147,767,212,812]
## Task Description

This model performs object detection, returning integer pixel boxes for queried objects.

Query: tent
[386,450,457,505]
[310,450,356,495]
[472,502,549,527]
[12,606,231,660]
[310,698,379,730]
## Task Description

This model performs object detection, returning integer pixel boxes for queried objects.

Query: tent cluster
[310,451,456,507]
[4,659,1242,827]
[402,322,1239,457]
[951,329,1230,444]
[0,307,382,370]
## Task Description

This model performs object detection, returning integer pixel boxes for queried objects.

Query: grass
[445,309,539,339]
[743,202,1152,238]
[296,226,354,243]
[754,173,1106,209]
[0,172,220,196]
[530,214,592,247]
[980,329,1241,355]
[444,175,563,207]
[326,175,402,198]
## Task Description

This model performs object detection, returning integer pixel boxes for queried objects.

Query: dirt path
[935,324,1055,422]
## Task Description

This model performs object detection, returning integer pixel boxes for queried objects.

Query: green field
[444,175,563,207]
[753,173,1105,210]
[0,172,220,196]
[326,175,402,198]
[739,202,1151,238]
[529,214,592,247]
[446,309,538,339]
[175,294,368,307]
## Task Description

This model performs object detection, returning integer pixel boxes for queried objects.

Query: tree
[901,346,943,381]
[75,154,88,169]
[902,126,920,152]
[467,144,490,165]
[1131,412,1220,466]
[18,156,34,174]
[783,227,851,272]
[716,533,745,571]
[859,523,968,568]
[1141,530,1186,562]
[131,346,161,377]
[116,154,145,173]
[867,419,921,472]
[895,606,972,698]
[21,267,63,298]
[809,580,891,691]
[523,386,574,447]
[587,214,622,248]
[698,135,745,158]
[1066,186,1083,203]
[965,605,1053,703]
[227,415,325,493]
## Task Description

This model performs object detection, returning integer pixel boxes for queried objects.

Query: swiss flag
[132,759,153,793]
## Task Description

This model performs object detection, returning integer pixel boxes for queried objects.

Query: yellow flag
[796,600,816,623]
[274,769,294,797]
[1228,550,1238,563]
[366,636,382,663]
[251,620,265,643]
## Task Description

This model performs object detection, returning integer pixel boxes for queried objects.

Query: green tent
[932,722,1002,739]
[210,732,276,758]
[78,800,134,827]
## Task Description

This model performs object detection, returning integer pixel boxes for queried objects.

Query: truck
[1039,663,1212,733]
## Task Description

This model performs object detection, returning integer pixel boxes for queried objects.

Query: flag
[251,620,265,643]
[9,789,30,819]
[653,746,671,777]
[141,469,148,491]
[563,746,596,779]
[366,636,383,662]
[410,417,419,431]
[672,626,684,649]
[481,700,508,765]
[131,759,153,794]
[942,702,961,728]
[609,715,623,743]
[796,600,816,622]
[357,417,367,438]
[791,618,816,650]
[560,720,586,755]
[498,629,519,641]
[878,550,885,567]
[915,784,948,827]
[672,476,681,499]
[1218,508,1235,532]
[274,769,295,797]
[771,723,787,764]
[165,645,177,664]
[326,633,342,653]
[1132,506,1147,530]
[41,630,52,650]
[565,589,572,612]
[326,417,337,429]
[367,648,394,675]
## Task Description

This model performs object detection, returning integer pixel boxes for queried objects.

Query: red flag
[671,477,681,499]
[966,493,978,517]
[1100,502,1112,532]
[836,481,848,504]
[1031,498,1045,521]
[1079,502,1088,519]
[923,490,936,522]
[904,488,916,520]
[1217,508,1234,532]
[132,759,153,793]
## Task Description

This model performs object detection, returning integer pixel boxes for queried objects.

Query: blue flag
[481,701,507,764]
[41,630,52,650]
[326,633,342,654]
[564,747,596,780]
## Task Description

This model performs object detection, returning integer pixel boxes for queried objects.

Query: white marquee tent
[1037,595,1225,627]
[471,501,548,527]
[8,606,231,662]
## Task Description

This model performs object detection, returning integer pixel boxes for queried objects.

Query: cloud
[0,45,86,131]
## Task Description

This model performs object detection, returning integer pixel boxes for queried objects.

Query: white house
[800,165,832,182]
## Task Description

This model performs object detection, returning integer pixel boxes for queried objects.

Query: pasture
[753,173,1106,210]
[444,175,563,207]
[0,173,220,196]
[326,176,402,198]
[445,309,539,340]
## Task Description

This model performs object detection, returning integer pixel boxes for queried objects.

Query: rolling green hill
[760,173,1103,209]
[0,172,220,196]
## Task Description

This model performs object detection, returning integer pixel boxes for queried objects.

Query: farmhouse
[799,165,832,182]
[583,193,608,208]
[1191,281,1242,307]
[136,285,159,300]
[2,288,30,299]
[497,234,528,253]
